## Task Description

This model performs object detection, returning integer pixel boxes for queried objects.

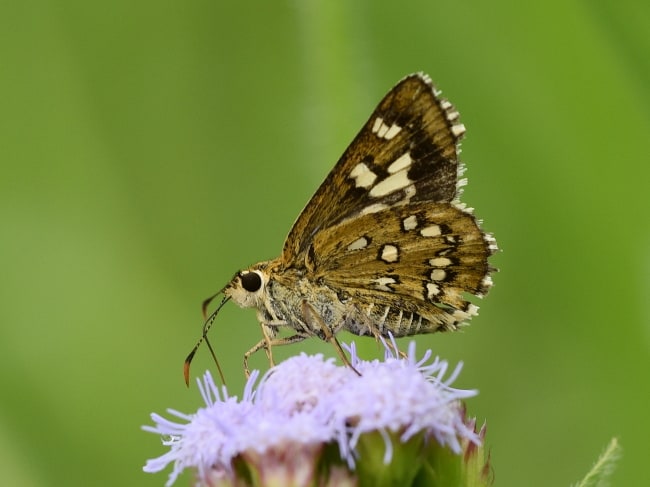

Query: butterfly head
[183,264,272,386]
[225,266,269,309]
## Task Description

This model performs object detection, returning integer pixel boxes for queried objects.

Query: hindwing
[309,202,496,327]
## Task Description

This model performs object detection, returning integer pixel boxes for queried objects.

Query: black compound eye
[240,271,262,292]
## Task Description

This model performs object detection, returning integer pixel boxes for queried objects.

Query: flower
[143,339,490,487]
[338,339,479,462]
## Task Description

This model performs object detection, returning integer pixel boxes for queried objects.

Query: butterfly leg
[380,335,408,359]
[356,305,408,359]
[368,326,408,360]
[301,301,361,376]
[243,333,309,377]
[258,321,278,369]
[254,315,288,370]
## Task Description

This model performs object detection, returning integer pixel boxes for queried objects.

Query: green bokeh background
[1,1,648,486]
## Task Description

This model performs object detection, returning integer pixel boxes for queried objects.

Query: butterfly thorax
[224,259,344,340]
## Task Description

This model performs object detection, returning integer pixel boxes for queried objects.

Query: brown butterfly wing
[281,73,465,268]
[309,202,495,330]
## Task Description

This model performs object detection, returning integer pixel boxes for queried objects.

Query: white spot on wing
[429,257,452,267]
[383,123,402,140]
[349,163,377,188]
[372,117,401,140]
[360,203,389,215]
[420,225,441,237]
[402,215,418,231]
[380,245,399,263]
[373,277,396,292]
[347,237,369,251]
[430,269,446,281]
[387,152,412,173]
[377,123,389,138]
[426,283,440,298]
[369,170,412,198]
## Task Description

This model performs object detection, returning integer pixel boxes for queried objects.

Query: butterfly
[184,73,497,384]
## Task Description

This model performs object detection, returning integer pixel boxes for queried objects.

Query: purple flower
[336,339,479,464]
[143,340,483,487]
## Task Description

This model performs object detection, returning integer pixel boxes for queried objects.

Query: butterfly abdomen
[343,302,461,338]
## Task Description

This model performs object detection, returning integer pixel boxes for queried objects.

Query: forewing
[282,73,465,265]
[309,202,496,327]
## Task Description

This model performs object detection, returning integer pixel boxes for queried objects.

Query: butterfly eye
[240,271,262,292]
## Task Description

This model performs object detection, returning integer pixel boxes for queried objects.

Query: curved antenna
[201,290,222,321]
[183,295,231,387]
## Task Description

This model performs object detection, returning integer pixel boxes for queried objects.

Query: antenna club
[183,361,191,387]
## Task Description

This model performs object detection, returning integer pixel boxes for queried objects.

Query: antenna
[183,295,230,387]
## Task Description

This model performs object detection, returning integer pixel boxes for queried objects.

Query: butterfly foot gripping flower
[144,340,493,487]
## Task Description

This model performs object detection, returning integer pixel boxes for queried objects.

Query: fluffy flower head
[143,339,481,486]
